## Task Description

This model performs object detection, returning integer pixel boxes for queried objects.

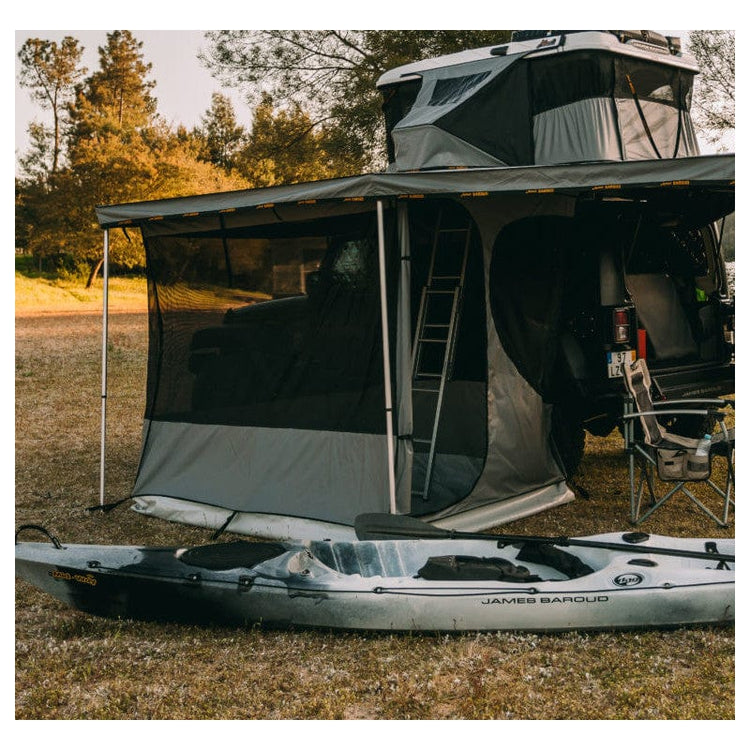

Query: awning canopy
[95,154,735,229]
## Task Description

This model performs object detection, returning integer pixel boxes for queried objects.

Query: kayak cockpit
[305,539,595,582]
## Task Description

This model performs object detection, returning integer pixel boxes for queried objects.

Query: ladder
[411,212,472,499]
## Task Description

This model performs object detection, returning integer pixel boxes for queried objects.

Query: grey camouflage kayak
[15,527,734,632]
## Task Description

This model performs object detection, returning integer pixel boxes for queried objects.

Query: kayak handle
[15,524,63,550]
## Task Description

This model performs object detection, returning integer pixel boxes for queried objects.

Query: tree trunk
[86,258,104,288]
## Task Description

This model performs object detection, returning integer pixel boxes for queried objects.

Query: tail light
[613,307,631,344]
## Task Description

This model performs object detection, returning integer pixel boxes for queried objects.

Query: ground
[15,309,735,722]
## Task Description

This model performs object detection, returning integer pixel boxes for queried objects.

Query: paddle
[354,513,735,564]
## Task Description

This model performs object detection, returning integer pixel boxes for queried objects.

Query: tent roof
[375,30,698,88]
[95,154,734,229]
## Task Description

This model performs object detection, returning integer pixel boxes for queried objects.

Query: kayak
[15,525,734,632]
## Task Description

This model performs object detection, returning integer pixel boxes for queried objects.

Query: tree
[68,30,157,142]
[17,36,85,178]
[201,30,511,170]
[688,31,735,148]
[17,121,55,185]
[194,92,247,172]
[16,31,247,284]
[238,93,363,186]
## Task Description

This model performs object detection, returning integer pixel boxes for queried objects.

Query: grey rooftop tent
[377,30,700,171]
[95,154,734,541]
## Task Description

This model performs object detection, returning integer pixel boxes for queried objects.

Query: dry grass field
[15,298,735,721]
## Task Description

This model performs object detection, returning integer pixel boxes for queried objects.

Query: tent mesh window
[436,61,533,166]
[143,209,397,435]
[381,79,423,164]
[429,71,492,106]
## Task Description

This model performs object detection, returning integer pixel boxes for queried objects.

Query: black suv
[558,207,733,470]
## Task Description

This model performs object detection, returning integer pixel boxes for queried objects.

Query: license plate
[607,350,636,378]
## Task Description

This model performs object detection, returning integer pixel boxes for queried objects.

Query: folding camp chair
[622,359,734,526]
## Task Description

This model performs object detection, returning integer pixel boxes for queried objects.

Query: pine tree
[195,92,246,172]
[17,31,246,283]
[17,36,85,178]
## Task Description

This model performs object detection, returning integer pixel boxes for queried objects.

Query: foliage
[193,92,246,173]
[17,36,85,177]
[201,30,512,170]
[688,31,735,147]
[16,31,247,281]
[238,93,364,186]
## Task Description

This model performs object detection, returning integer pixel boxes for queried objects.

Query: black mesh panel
[614,58,693,107]
[437,62,532,166]
[490,216,573,399]
[530,52,614,113]
[143,209,396,434]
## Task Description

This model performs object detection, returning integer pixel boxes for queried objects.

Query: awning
[95,154,734,229]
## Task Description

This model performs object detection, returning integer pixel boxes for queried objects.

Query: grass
[15,271,148,315]
[15,276,735,721]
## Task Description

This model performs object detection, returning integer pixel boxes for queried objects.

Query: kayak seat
[178,541,287,570]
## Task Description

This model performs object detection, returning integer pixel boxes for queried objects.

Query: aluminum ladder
[411,213,471,499]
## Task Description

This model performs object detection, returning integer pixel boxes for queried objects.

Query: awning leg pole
[377,201,397,514]
[99,229,110,507]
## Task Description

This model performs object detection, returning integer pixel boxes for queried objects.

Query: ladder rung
[411,215,470,501]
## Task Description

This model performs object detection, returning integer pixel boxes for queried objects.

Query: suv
[558,208,733,472]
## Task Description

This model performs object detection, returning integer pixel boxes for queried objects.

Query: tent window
[530,53,614,114]
[614,59,692,107]
[381,79,422,163]
[429,71,491,106]
[489,216,575,399]
[437,62,533,166]
[143,209,397,434]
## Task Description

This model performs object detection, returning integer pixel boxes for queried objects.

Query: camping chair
[622,359,734,526]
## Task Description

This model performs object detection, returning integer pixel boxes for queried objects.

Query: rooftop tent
[377,30,700,171]
[95,155,735,541]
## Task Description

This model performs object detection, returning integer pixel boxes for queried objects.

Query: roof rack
[510,29,681,55]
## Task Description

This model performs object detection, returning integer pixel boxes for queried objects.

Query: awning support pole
[377,200,397,514]
[99,229,110,507]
